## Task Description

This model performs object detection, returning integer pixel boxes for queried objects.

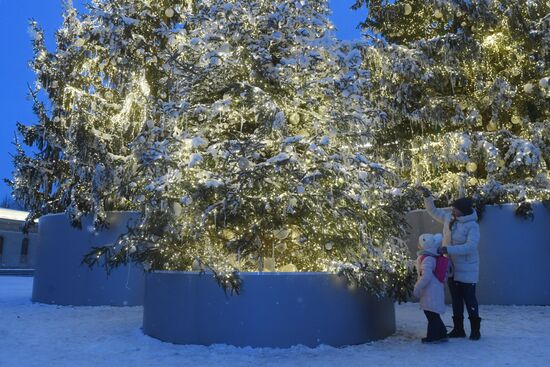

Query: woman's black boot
[469,317,481,340]
[448,316,466,338]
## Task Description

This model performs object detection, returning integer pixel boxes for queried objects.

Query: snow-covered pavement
[1,276,549,367]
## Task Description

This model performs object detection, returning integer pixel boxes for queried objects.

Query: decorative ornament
[325,242,334,250]
[296,185,305,194]
[172,202,182,216]
[487,121,497,131]
[404,3,412,15]
[511,115,522,125]
[275,242,287,252]
[165,8,175,18]
[497,158,506,168]
[289,112,301,125]
[466,162,478,173]
[273,228,290,240]
[434,10,443,19]
[181,195,193,206]
[523,83,534,94]
[263,257,276,272]
[238,157,250,170]
[74,38,85,47]
[539,77,549,89]
[279,263,297,272]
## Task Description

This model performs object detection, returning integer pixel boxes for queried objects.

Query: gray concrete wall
[143,272,396,348]
[406,203,550,305]
[32,212,145,306]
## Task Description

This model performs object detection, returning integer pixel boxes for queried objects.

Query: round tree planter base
[143,271,395,348]
[406,203,550,305]
[32,212,145,306]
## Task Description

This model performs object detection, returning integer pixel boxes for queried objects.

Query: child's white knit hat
[419,233,443,254]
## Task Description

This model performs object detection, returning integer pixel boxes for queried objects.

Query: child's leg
[424,311,448,341]
[435,312,447,338]
[423,311,440,340]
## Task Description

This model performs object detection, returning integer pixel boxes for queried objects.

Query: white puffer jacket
[414,234,446,314]
[424,196,480,284]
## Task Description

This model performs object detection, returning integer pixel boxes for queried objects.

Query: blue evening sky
[0,0,367,201]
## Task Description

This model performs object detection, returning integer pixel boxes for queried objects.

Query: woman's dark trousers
[448,278,481,339]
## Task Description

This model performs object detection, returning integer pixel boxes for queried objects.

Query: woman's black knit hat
[451,197,474,215]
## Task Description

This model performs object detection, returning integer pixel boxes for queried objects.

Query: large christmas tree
[88,0,415,298]
[353,0,550,210]
[12,0,415,299]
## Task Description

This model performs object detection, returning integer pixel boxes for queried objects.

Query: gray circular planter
[32,211,145,306]
[406,203,550,305]
[143,271,395,348]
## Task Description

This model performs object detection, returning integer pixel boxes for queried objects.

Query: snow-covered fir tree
[354,0,550,211]
[9,0,416,299]
[76,0,415,299]
[10,0,187,227]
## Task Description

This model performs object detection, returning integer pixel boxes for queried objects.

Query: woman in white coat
[417,186,482,341]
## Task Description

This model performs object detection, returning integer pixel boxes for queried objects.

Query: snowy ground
[1,276,549,367]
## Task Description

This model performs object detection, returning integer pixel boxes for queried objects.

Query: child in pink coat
[414,233,449,343]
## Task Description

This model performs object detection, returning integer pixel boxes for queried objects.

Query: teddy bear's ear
[433,233,443,244]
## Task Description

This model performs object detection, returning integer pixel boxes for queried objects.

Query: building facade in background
[0,209,38,270]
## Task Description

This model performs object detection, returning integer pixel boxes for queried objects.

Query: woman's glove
[416,186,432,198]
[437,246,448,255]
